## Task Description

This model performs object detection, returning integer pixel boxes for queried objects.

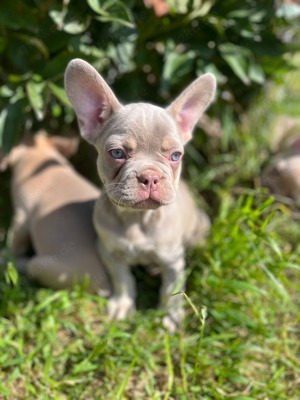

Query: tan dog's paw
[162,310,184,333]
[107,296,136,320]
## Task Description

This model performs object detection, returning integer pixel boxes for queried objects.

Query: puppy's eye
[170,151,182,162]
[109,149,126,159]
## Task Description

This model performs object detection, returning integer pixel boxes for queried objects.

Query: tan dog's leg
[14,255,110,296]
[12,256,73,284]
[11,209,31,257]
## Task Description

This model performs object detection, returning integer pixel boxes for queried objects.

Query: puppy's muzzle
[138,169,161,193]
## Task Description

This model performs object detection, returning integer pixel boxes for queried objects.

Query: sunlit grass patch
[0,190,299,399]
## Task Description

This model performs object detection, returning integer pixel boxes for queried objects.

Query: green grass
[1,71,300,399]
[0,193,299,399]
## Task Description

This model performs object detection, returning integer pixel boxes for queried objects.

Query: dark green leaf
[162,50,196,89]
[11,32,49,59]
[0,97,26,153]
[248,62,265,84]
[87,0,106,14]
[26,80,46,121]
[48,82,72,107]
[88,0,135,28]
[219,43,251,85]
[64,20,90,34]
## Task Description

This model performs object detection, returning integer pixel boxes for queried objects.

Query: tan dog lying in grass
[0,131,111,296]
[262,138,300,203]
[65,59,216,331]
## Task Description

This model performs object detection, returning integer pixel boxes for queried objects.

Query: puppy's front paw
[107,296,136,320]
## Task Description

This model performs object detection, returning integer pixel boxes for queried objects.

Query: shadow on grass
[0,263,163,319]
[133,266,161,311]
[0,272,41,317]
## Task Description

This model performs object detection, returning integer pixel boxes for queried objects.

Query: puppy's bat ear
[167,73,216,144]
[65,59,121,144]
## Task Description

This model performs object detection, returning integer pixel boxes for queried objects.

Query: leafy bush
[0,0,293,152]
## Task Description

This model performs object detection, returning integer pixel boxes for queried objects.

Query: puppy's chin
[109,196,173,211]
[130,198,163,210]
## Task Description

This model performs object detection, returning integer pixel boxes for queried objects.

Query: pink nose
[138,170,160,192]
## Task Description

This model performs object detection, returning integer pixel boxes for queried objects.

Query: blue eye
[110,149,126,159]
[170,152,182,162]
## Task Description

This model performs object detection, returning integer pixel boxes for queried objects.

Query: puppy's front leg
[160,255,186,333]
[107,262,136,320]
[99,245,136,320]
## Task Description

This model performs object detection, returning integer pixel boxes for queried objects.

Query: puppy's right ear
[167,73,216,144]
[65,59,121,144]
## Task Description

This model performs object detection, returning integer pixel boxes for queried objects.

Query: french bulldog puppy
[1,131,111,296]
[65,59,216,331]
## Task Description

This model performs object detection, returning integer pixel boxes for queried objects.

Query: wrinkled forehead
[121,103,176,132]
[101,103,182,150]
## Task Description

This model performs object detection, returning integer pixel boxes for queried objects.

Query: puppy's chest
[100,222,159,265]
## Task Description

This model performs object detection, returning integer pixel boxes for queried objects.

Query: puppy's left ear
[167,73,216,144]
[65,58,122,145]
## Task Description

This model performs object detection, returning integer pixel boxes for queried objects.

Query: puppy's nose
[138,170,160,192]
